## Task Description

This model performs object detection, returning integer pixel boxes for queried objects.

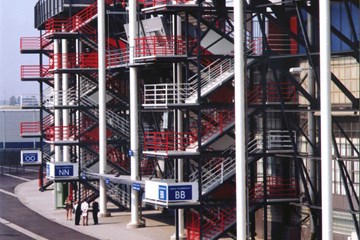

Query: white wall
[0,107,40,148]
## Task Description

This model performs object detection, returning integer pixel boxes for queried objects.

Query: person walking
[81,199,89,226]
[64,196,73,221]
[92,201,99,225]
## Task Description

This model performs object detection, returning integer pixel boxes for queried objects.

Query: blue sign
[128,150,133,157]
[55,165,74,177]
[158,185,167,200]
[105,178,110,185]
[81,172,86,180]
[133,183,141,191]
[46,163,50,176]
[168,185,192,201]
[23,153,38,163]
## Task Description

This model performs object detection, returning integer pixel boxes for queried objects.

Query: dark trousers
[75,207,81,225]
[92,211,99,224]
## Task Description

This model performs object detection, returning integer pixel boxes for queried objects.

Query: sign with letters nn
[21,150,42,166]
[46,162,78,180]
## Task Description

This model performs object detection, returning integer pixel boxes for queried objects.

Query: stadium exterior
[19,0,360,239]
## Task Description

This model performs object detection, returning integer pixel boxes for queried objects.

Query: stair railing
[186,55,234,99]
[187,206,236,240]
[143,131,191,152]
[81,96,130,137]
[44,125,78,142]
[106,182,131,208]
[143,52,234,106]
[44,87,78,107]
[20,65,53,80]
[188,146,235,194]
[187,109,235,149]
[20,36,53,51]
[80,79,97,97]
[20,122,41,136]
[267,130,296,151]
[20,94,40,107]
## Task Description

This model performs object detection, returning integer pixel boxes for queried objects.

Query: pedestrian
[64,196,73,221]
[92,201,99,225]
[74,200,81,225]
[81,199,89,226]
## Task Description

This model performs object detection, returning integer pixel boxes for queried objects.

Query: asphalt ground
[0,167,98,240]
[1,166,177,240]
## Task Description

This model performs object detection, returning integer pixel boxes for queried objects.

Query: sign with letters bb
[145,180,199,206]
[168,185,192,201]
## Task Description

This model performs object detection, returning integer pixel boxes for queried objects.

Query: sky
[0,0,40,101]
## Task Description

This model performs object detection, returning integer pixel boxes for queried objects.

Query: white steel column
[98,0,108,216]
[319,0,333,239]
[54,39,62,208]
[127,0,142,228]
[173,14,185,239]
[62,37,70,162]
[234,0,247,239]
[75,39,82,203]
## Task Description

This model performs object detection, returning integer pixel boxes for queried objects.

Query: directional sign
[158,185,167,200]
[145,180,199,206]
[128,150,134,157]
[55,165,74,177]
[133,183,141,191]
[46,163,50,176]
[46,162,78,180]
[23,153,38,162]
[21,150,42,165]
[81,172,86,180]
[168,185,192,201]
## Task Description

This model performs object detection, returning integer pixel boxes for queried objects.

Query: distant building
[0,106,40,149]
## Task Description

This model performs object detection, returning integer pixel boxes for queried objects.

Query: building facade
[19,0,360,239]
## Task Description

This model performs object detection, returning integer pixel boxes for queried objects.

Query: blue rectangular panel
[55,165,74,177]
[133,183,141,191]
[46,163,50,176]
[158,185,167,200]
[22,153,38,163]
[168,185,192,201]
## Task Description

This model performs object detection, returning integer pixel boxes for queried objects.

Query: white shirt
[81,201,89,213]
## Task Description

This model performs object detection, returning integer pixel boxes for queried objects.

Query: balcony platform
[143,150,200,157]
[134,55,187,64]
[141,3,199,14]
[20,132,42,138]
[50,68,97,74]
[44,139,79,145]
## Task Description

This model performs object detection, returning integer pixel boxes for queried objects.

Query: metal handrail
[82,96,130,137]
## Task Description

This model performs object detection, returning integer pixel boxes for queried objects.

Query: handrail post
[221,162,224,184]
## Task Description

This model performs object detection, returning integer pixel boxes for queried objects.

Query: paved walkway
[15,180,176,240]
